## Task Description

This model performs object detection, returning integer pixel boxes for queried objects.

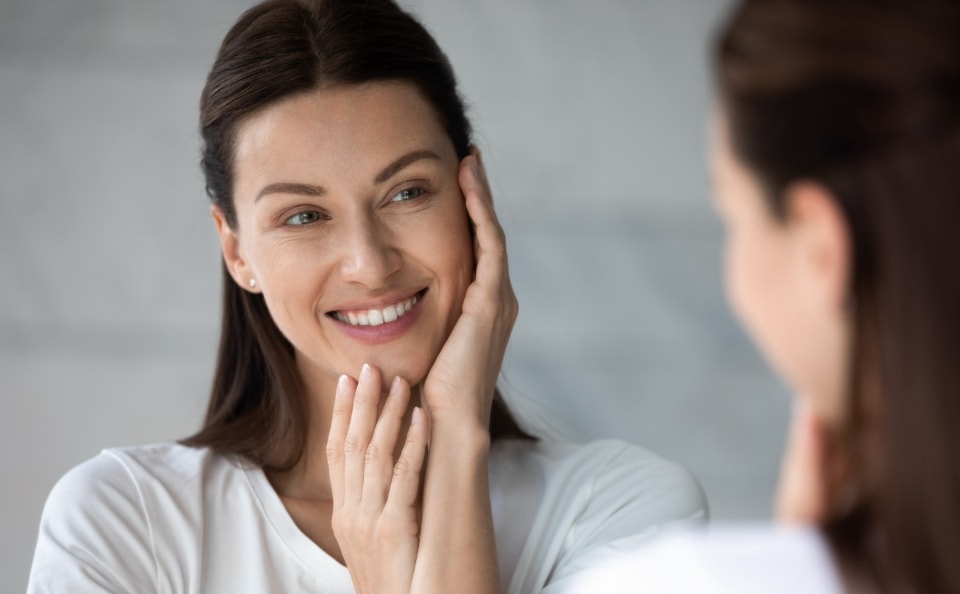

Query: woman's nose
[337,214,402,288]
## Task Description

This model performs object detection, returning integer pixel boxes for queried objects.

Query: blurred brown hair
[183,0,534,473]
[716,1,960,592]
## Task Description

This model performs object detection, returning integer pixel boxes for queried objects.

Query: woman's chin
[352,357,430,390]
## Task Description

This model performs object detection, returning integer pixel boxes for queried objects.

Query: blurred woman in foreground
[578,1,960,592]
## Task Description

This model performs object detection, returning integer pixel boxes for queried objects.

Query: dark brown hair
[716,1,960,592]
[184,0,534,473]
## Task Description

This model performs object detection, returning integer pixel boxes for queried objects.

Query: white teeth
[334,293,420,327]
[382,305,398,323]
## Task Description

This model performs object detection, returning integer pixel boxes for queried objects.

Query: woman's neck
[266,362,420,502]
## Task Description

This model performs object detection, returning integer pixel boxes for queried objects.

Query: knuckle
[325,442,343,465]
[333,510,367,537]
[363,442,383,466]
[486,239,507,259]
[330,514,349,539]
[375,514,418,542]
[393,457,410,478]
[393,453,419,479]
[353,391,373,409]
[373,521,400,542]
[343,432,363,456]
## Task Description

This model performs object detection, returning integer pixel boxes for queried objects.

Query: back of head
[716,1,960,591]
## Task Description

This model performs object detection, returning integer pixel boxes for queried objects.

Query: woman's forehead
[232,82,457,191]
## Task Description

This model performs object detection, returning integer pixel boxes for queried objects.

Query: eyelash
[284,210,325,226]
[390,187,424,203]
[281,185,429,227]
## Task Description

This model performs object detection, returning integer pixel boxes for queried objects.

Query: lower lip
[329,294,424,345]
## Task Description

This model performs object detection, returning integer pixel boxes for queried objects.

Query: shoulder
[45,442,223,504]
[578,439,706,512]
[29,443,252,592]
[493,437,688,476]
[569,525,844,594]
[29,443,194,591]
[490,439,708,591]
[494,438,707,524]
[38,441,231,532]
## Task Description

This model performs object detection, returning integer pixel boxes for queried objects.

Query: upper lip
[326,287,426,313]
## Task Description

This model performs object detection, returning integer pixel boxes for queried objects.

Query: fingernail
[475,148,483,166]
[361,363,372,381]
[411,406,423,425]
[336,374,349,396]
[390,376,403,396]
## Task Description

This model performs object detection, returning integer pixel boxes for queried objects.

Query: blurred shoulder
[492,437,707,524]
[569,525,844,594]
[493,436,692,474]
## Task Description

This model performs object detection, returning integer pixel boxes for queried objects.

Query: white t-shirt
[27,439,706,593]
[566,525,844,593]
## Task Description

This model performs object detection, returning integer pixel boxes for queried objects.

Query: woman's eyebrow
[374,149,441,184]
[255,149,441,202]
[256,182,325,202]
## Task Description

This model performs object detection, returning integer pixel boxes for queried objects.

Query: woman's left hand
[406,148,508,594]
[420,147,518,431]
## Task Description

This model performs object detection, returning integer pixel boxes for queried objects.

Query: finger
[343,363,383,504]
[776,400,828,524]
[460,149,503,238]
[362,376,412,506]
[459,153,508,291]
[461,147,494,205]
[385,406,429,513]
[326,373,356,506]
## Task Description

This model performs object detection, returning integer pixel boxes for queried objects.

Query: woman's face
[710,112,851,422]
[218,82,473,390]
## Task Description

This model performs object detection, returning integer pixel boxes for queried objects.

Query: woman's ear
[211,205,260,293]
[782,181,852,311]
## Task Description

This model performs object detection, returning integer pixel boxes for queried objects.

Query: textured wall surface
[1,1,790,591]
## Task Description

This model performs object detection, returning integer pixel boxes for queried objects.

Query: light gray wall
[1,1,790,591]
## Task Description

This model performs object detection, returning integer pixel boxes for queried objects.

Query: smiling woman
[25,1,706,593]
[219,83,474,390]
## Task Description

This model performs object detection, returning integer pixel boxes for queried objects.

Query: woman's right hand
[326,364,429,594]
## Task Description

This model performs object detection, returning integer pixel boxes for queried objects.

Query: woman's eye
[390,187,424,203]
[284,211,322,226]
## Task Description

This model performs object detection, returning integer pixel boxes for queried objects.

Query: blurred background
[1,0,790,591]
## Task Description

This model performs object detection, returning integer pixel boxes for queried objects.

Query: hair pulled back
[717,2,960,591]
[185,0,533,473]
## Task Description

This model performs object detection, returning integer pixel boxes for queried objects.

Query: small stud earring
[248,278,257,289]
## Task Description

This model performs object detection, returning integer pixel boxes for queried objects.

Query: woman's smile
[327,288,428,344]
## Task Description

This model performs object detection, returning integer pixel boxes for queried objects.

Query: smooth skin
[213,82,510,593]
[327,150,511,594]
[711,112,855,525]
